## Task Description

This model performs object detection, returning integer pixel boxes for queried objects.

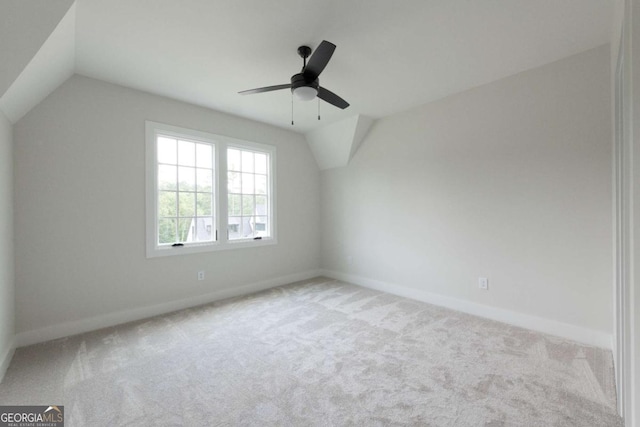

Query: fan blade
[303,40,336,80]
[239,84,291,95]
[318,87,349,109]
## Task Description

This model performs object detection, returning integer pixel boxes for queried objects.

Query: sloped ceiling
[1,0,614,135]
[307,115,374,170]
[73,0,614,133]
[0,0,74,97]
[0,3,75,123]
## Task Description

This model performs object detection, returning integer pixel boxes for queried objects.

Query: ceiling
[0,0,73,96]
[6,0,615,133]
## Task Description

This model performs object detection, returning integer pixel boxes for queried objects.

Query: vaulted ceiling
[0,0,74,96]
[1,0,614,133]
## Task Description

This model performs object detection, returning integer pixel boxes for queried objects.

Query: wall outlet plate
[197,271,205,281]
[478,277,489,290]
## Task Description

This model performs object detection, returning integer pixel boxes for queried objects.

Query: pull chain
[318,98,321,121]
[291,92,294,126]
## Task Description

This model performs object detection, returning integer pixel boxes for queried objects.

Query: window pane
[196,193,212,216]
[255,196,267,216]
[178,166,196,191]
[195,217,214,242]
[241,151,254,172]
[159,191,177,217]
[178,218,195,242]
[196,168,212,192]
[178,140,196,166]
[158,217,177,244]
[178,192,195,217]
[254,153,267,174]
[228,216,241,240]
[242,173,254,194]
[228,171,241,193]
[255,174,267,195]
[242,195,254,216]
[158,165,177,191]
[228,149,241,171]
[157,136,177,164]
[196,143,213,168]
[228,194,241,216]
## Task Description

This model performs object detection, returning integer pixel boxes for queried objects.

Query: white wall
[630,0,639,423]
[611,1,624,415]
[321,46,612,341]
[0,109,15,380]
[13,75,320,342]
[611,0,638,423]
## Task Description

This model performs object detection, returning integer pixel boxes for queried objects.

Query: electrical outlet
[478,277,488,290]
[197,271,205,281]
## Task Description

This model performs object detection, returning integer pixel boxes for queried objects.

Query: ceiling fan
[239,40,349,110]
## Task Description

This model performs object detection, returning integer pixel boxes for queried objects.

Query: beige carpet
[0,277,621,426]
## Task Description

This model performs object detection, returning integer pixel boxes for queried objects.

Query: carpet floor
[0,277,621,426]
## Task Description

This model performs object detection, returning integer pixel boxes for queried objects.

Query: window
[227,147,271,240]
[156,135,215,245]
[146,122,276,257]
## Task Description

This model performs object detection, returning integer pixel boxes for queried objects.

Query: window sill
[146,237,277,258]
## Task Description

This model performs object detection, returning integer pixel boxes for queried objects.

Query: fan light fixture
[293,86,318,101]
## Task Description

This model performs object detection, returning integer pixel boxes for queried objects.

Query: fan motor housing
[290,73,319,92]
[297,46,312,59]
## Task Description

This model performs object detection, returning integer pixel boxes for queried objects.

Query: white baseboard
[0,337,15,383]
[320,269,612,350]
[16,269,321,348]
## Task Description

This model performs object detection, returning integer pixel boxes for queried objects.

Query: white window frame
[146,121,277,258]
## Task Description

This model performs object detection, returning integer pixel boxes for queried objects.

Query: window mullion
[194,149,198,240]
[218,143,228,244]
[175,143,180,243]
